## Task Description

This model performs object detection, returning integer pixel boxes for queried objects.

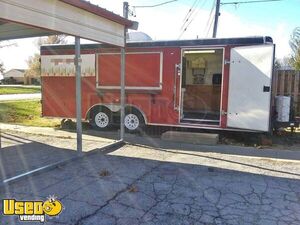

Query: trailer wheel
[124,109,145,133]
[90,109,111,130]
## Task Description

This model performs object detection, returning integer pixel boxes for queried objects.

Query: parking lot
[0,127,300,225]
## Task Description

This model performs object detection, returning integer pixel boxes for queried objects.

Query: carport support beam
[75,36,82,155]
[120,2,128,141]
[120,47,125,141]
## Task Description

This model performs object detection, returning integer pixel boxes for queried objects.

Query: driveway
[0,93,41,101]
[0,131,299,225]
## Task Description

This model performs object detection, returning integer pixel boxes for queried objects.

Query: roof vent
[127,32,152,42]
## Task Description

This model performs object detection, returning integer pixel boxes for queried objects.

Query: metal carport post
[75,36,83,155]
[0,0,137,185]
[75,37,126,154]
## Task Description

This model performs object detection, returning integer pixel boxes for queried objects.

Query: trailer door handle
[263,85,270,92]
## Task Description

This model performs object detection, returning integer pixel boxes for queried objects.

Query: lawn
[0,100,60,127]
[0,86,41,95]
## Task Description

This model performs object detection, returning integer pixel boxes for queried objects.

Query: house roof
[4,69,26,75]
[15,69,26,73]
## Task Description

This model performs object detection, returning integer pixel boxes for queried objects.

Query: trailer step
[161,131,219,145]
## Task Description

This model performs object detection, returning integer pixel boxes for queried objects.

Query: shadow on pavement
[0,134,77,181]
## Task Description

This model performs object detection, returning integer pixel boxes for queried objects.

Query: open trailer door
[227,44,275,132]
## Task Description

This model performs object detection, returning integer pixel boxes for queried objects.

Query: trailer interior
[181,48,223,125]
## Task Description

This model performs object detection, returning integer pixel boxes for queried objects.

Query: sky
[0,0,299,72]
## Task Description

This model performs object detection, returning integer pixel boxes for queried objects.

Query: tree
[289,27,300,70]
[0,61,4,75]
[25,53,41,78]
[26,35,67,78]
[36,35,67,46]
[275,57,293,70]
[274,58,281,70]
[0,61,4,73]
[0,41,16,76]
[0,40,17,49]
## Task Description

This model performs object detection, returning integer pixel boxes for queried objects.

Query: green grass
[0,86,41,95]
[0,100,60,127]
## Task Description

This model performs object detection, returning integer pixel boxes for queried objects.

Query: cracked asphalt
[0,133,300,225]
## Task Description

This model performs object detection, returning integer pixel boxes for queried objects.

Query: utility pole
[123,2,129,31]
[212,0,220,38]
[212,0,281,38]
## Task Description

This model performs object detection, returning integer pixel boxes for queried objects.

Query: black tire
[124,109,145,133]
[89,108,112,130]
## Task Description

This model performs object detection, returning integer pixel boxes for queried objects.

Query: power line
[220,0,282,5]
[205,0,216,37]
[178,0,201,38]
[133,0,178,8]
[180,0,202,30]
[178,0,208,39]
[130,0,178,17]
[212,0,282,38]
[181,0,200,23]
[206,14,215,37]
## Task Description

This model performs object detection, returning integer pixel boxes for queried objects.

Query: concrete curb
[0,123,114,143]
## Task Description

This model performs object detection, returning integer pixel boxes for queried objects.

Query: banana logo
[42,197,63,217]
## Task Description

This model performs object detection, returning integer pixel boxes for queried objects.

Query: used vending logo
[2,196,63,222]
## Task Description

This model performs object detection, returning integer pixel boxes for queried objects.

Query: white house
[3,69,26,84]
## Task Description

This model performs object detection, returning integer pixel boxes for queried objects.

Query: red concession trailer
[41,37,275,132]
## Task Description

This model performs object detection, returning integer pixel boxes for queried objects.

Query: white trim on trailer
[219,48,226,123]
[97,52,162,55]
[96,86,162,90]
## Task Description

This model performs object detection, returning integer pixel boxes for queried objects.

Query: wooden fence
[272,70,300,116]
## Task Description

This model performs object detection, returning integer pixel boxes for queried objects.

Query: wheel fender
[86,105,111,120]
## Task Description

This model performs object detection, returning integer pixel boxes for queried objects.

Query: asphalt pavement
[0,127,299,225]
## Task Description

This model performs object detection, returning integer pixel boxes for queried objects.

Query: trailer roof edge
[40,36,273,51]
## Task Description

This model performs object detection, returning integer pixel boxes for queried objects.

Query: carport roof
[0,0,133,184]
[0,0,137,46]
[60,0,134,27]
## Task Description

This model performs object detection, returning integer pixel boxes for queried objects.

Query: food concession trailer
[41,36,275,133]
